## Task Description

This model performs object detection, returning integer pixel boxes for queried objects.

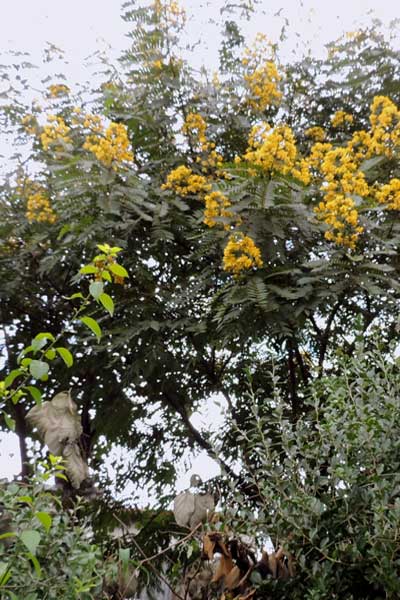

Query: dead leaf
[225,565,241,590]
[212,555,234,583]
[203,534,216,560]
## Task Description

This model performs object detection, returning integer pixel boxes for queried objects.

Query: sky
[0,0,399,490]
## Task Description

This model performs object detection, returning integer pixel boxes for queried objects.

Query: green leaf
[20,530,41,555]
[45,348,56,360]
[80,317,102,342]
[27,552,42,578]
[4,369,23,389]
[33,332,55,343]
[0,532,17,541]
[97,243,111,252]
[0,562,11,587]
[119,548,130,565]
[25,386,42,405]
[89,280,104,300]
[17,496,33,504]
[108,263,129,278]
[79,265,98,275]
[31,337,49,353]
[35,512,52,533]
[56,347,74,368]
[67,292,84,300]
[99,293,114,316]
[29,360,49,381]
[4,413,15,431]
[57,224,71,240]
[101,270,112,282]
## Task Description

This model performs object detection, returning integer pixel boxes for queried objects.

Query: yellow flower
[83,122,133,169]
[47,84,70,98]
[182,113,223,171]
[375,178,400,210]
[204,191,240,229]
[21,179,57,224]
[40,115,71,151]
[223,233,263,275]
[242,35,282,111]
[369,95,400,158]
[162,165,211,196]
[305,127,326,142]
[243,122,297,175]
[331,111,354,128]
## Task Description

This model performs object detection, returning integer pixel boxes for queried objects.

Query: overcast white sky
[0,0,399,489]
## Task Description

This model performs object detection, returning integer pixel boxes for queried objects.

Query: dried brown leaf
[212,555,235,583]
[225,565,241,590]
[202,534,216,560]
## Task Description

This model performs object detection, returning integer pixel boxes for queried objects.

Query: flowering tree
[0,1,399,595]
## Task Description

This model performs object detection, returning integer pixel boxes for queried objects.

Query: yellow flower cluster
[375,178,400,210]
[83,122,133,170]
[182,113,223,171]
[243,122,297,175]
[368,96,400,158]
[153,0,186,27]
[82,113,103,133]
[223,232,263,275]
[161,165,211,196]
[242,34,282,111]
[331,111,354,128]
[305,126,326,142]
[41,116,71,151]
[47,84,70,98]
[204,191,239,229]
[314,146,368,248]
[23,181,57,224]
[21,113,38,135]
[291,159,311,185]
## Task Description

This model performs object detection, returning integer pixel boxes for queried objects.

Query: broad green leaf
[89,281,104,300]
[56,347,74,368]
[45,348,56,360]
[108,263,129,278]
[4,369,23,389]
[33,332,55,343]
[101,270,112,282]
[97,243,111,252]
[29,360,49,381]
[79,265,98,275]
[20,530,41,555]
[35,512,52,533]
[26,386,42,405]
[31,337,49,353]
[99,293,114,316]
[80,317,102,342]
[21,357,32,368]
[17,495,33,504]
[119,548,130,565]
